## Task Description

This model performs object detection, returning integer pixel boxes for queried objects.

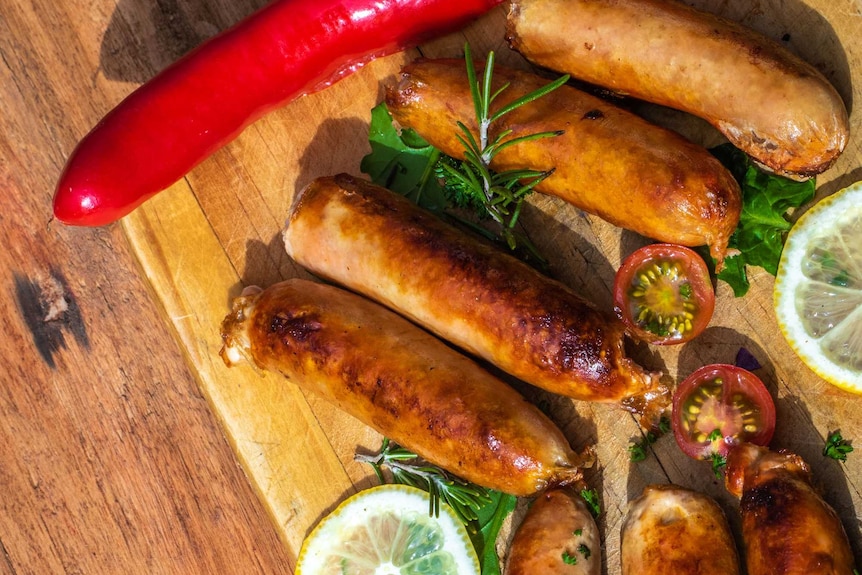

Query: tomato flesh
[613,244,715,345]
[672,364,776,460]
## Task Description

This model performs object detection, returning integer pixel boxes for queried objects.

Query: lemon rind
[774,182,862,394]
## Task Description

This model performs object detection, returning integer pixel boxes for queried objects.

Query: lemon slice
[774,180,862,394]
[295,484,480,575]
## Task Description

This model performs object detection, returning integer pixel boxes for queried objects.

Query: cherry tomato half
[672,364,776,461]
[613,243,715,345]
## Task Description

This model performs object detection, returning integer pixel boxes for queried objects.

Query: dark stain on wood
[14,269,89,369]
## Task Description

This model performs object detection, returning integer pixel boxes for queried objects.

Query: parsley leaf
[360,102,448,211]
[659,416,672,435]
[361,102,492,217]
[562,552,578,565]
[710,452,728,478]
[824,430,854,462]
[704,428,729,477]
[361,101,550,270]
[628,439,650,462]
[708,144,816,296]
[628,416,670,462]
[580,488,601,518]
[628,430,657,462]
[578,543,592,559]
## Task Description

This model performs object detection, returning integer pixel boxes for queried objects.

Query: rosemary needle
[438,43,569,258]
[355,438,492,524]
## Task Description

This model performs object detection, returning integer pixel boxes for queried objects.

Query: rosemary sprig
[438,43,569,256]
[356,438,493,524]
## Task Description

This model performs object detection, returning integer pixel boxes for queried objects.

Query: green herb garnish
[578,543,592,559]
[629,430,657,462]
[628,416,670,462]
[356,438,491,523]
[562,552,578,565]
[360,103,448,210]
[708,144,816,296]
[436,43,568,256]
[580,488,601,518]
[356,438,515,575]
[471,489,517,575]
[710,452,728,478]
[704,428,728,477]
[361,44,567,267]
[659,416,672,434]
[823,430,854,462]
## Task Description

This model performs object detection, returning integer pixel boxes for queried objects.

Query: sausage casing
[506,0,849,178]
[282,174,667,423]
[384,58,741,264]
[620,484,740,575]
[506,488,601,575]
[725,443,855,575]
[219,278,591,496]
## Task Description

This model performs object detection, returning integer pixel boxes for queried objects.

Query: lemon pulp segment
[296,484,480,575]
[774,181,862,393]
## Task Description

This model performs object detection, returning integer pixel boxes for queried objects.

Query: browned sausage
[506,0,849,178]
[282,174,669,425]
[724,443,855,575]
[506,487,601,575]
[384,58,741,265]
[219,278,593,496]
[620,484,740,575]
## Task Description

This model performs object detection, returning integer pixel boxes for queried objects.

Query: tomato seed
[628,261,699,337]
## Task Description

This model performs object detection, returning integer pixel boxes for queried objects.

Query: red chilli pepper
[53,0,504,226]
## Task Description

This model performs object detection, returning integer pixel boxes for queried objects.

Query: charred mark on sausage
[270,312,322,341]
[740,478,796,526]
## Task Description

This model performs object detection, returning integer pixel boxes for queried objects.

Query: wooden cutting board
[121,2,862,572]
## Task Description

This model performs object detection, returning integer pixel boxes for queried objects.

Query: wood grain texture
[0,0,292,572]
[3,0,861,574]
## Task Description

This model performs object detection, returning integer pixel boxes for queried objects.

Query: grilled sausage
[220,278,592,496]
[724,443,855,575]
[384,58,741,265]
[506,0,849,178]
[620,484,740,575]
[506,487,601,575]
[282,174,668,425]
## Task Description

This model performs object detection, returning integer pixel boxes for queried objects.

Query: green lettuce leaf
[360,102,448,211]
[360,102,547,269]
[710,144,816,296]
[465,491,517,575]
[360,107,812,299]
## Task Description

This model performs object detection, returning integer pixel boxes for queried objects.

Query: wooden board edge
[120,180,356,561]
